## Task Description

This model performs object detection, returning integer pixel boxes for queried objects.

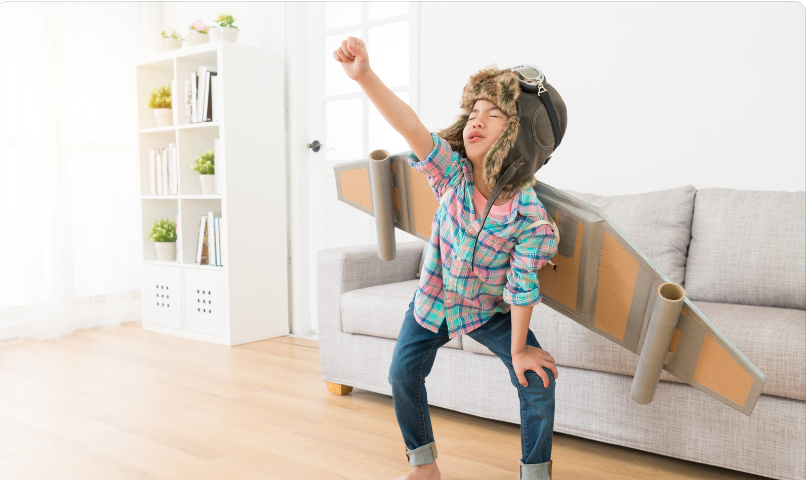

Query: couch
[317,184,805,480]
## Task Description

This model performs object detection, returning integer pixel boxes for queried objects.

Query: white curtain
[0,2,159,347]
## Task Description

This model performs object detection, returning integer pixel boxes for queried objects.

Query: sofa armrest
[317,241,424,381]
[317,240,424,295]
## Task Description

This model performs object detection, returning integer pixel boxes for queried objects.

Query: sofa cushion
[340,279,462,349]
[684,188,806,310]
[560,185,696,286]
[462,300,805,401]
[416,241,430,279]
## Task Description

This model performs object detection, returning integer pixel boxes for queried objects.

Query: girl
[334,36,565,480]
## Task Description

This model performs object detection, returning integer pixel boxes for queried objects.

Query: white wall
[417,1,805,194]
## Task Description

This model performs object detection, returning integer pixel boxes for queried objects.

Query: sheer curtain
[0,2,159,348]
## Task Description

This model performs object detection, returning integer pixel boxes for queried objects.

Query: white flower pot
[154,108,172,127]
[155,241,176,261]
[185,31,209,47]
[209,26,238,43]
[158,37,182,52]
[200,174,216,195]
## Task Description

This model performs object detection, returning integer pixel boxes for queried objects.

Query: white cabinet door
[143,264,183,330]
[183,268,227,337]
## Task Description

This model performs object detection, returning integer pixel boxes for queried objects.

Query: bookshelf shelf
[136,41,289,346]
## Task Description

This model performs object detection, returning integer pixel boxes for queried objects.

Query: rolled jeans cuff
[405,441,438,466]
[519,459,552,480]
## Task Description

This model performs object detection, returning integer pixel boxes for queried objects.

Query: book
[197,66,208,123]
[190,71,198,123]
[203,71,217,122]
[216,216,223,266]
[184,79,192,124]
[167,143,174,195]
[149,148,156,195]
[210,76,220,122]
[197,215,206,264]
[162,148,169,195]
[155,148,163,195]
[208,211,217,266]
[201,71,210,122]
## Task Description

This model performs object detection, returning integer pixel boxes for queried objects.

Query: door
[293,2,420,336]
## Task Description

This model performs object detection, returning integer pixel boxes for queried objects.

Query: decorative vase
[185,31,209,47]
[209,26,238,43]
[200,174,216,194]
[154,108,172,127]
[158,37,182,52]
[155,241,176,261]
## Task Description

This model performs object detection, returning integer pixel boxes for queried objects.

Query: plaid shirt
[410,132,559,339]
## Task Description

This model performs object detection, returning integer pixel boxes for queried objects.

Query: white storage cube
[143,264,183,330]
[183,268,227,337]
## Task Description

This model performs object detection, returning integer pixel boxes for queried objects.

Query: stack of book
[149,145,179,195]
[183,65,220,124]
[197,211,224,266]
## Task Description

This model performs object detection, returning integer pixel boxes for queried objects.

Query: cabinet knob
[307,140,322,152]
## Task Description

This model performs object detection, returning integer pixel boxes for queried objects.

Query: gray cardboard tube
[369,149,395,261]
[631,283,685,404]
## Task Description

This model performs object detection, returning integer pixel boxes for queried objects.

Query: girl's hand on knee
[333,36,371,82]
[512,345,558,388]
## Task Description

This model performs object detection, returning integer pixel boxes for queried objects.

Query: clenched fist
[333,36,371,82]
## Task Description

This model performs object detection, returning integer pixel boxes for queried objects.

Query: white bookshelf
[135,41,289,346]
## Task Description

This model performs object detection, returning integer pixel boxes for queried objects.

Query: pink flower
[190,20,208,33]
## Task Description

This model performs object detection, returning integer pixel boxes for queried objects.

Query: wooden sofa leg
[326,381,353,395]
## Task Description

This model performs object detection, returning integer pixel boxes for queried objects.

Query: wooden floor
[0,322,770,480]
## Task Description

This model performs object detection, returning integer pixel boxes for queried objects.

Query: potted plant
[209,13,238,43]
[158,27,184,52]
[147,82,172,127]
[192,149,216,194]
[185,20,209,47]
[150,218,178,261]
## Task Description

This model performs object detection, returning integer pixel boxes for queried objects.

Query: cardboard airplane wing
[334,150,767,416]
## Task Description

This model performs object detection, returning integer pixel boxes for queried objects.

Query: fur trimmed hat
[434,64,567,203]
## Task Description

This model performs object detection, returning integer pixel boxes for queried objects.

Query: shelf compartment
[179,126,221,196]
[142,199,180,262]
[137,62,174,131]
[180,198,223,267]
[139,130,178,196]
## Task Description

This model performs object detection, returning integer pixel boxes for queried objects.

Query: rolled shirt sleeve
[408,132,463,200]
[503,217,559,306]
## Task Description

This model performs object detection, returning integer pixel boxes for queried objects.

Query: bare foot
[389,460,441,480]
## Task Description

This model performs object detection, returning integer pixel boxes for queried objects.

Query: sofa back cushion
[684,188,806,310]
[416,241,429,278]
[560,184,697,286]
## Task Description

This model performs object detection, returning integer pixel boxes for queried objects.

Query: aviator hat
[434,64,567,264]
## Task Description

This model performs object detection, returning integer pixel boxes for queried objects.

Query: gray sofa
[317,184,805,480]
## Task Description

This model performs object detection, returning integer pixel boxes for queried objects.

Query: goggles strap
[538,87,562,151]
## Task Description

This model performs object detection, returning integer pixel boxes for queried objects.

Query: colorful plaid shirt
[410,132,559,339]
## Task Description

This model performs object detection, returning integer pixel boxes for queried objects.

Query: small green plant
[214,13,239,30]
[147,82,172,109]
[192,149,215,174]
[149,218,177,242]
[160,28,184,40]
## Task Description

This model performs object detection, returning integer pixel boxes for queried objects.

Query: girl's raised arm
[333,36,433,161]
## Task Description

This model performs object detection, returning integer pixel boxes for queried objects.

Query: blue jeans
[388,290,555,480]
